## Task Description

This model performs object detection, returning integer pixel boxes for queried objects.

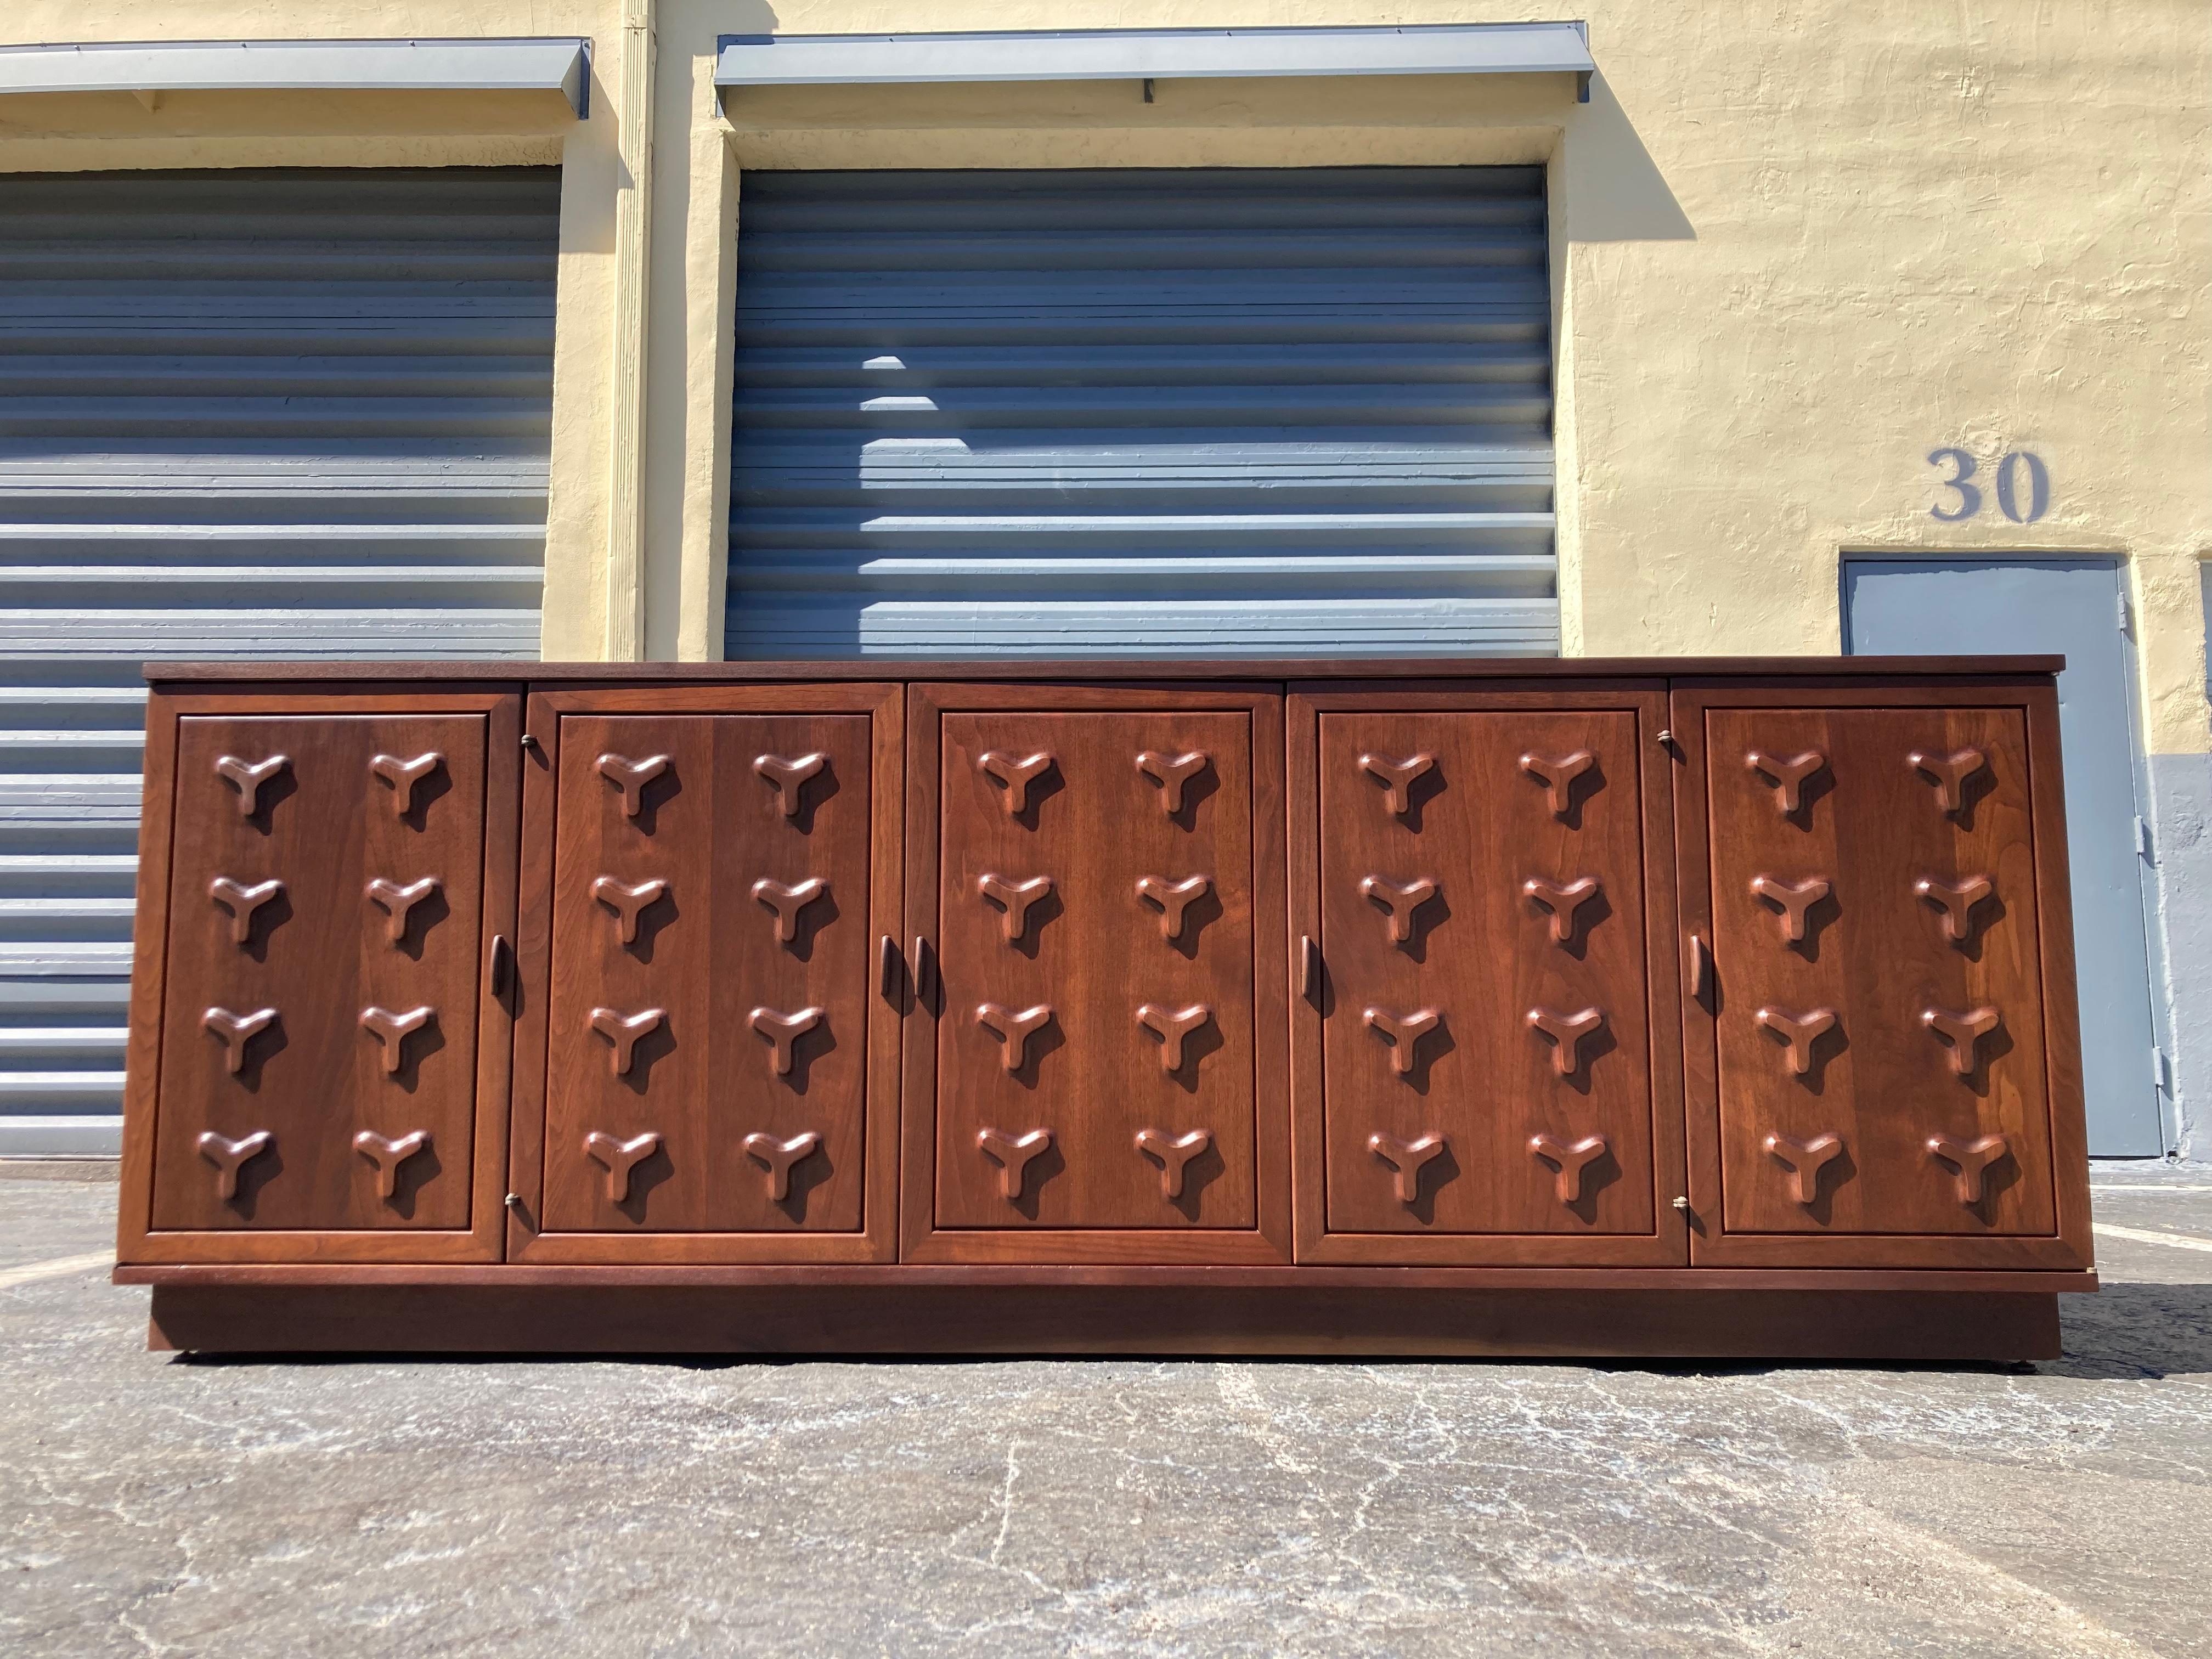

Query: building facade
[0,2,2205,1161]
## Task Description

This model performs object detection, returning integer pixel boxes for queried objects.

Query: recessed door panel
[1706,707,2055,1236]
[903,685,1289,1264]
[539,713,874,1238]
[1317,710,1658,1237]
[1289,687,1685,1266]
[150,714,490,1235]
[932,711,1257,1231]
[1675,682,2092,1270]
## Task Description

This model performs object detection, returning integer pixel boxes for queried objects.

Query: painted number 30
[1928,448,2051,524]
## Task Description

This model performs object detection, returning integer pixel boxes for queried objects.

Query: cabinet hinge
[2153,1047,2171,1093]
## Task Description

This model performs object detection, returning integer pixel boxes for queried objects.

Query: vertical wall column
[602,0,656,661]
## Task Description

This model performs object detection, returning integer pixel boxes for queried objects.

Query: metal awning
[715,23,1593,99]
[0,38,592,116]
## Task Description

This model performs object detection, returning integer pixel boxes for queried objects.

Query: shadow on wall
[1563,70,1696,244]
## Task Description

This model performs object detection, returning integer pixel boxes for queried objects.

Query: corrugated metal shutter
[0,166,557,1155]
[726,166,1554,658]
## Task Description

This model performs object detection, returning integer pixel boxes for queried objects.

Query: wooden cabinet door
[511,685,902,1263]
[117,691,520,1265]
[1675,681,2092,1268]
[1289,686,1688,1265]
[903,685,1289,1263]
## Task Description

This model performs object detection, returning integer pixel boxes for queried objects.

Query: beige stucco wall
[1,2,2207,756]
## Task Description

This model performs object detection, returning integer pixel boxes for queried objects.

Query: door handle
[879,934,901,1001]
[489,934,513,997]
[912,935,935,1002]
[1686,932,1713,1001]
[1300,935,1322,1002]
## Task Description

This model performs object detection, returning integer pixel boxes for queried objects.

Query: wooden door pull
[1686,932,1712,1000]
[1368,1132,1446,1205]
[743,1131,822,1201]
[1136,1128,1212,1200]
[978,1127,1052,1200]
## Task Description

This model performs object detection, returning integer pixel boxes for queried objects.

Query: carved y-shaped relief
[1746,749,1827,815]
[978,751,1054,816]
[1136,1127,1211,1199]
[1368,1132,1446,1205]
[202,1006,276,1075]
[584,1130,660,1201]
[215,754,289,818]
[1136,749,1211,815]
[1756,1006,1838,1076]
[750,1006,823,1077]
[1526,1006,1605,1077]
[359,1006,433,1075]
[1520,749,1596,819]
[978,1126,1052,1200]
[742,1130,822,1201]
[208,877,283,946]
[589,1006,665,1076]
[1523,876,1602,945]
[979,873,1053,943]
[1750,875,1830,945]
[370,752,443,817]
[1764,1132,1846,1206]
[1923,1005,2001,1076]
[1927,1133,2011,1205]
[365,877,441,944]
[592,876,668,946]
[754,752,827,817]
[1359,874,1438,945]
[353,1130,428,1200]
[1135,874,1209,941]
[1909,747,1989,815]
[1136,1002,1211,1072]
[1360,751,1435,817]
[597,753,670,820]
[1363,1006,1441,1077]
[752,876,829,944]
[974,1002,1052,1072]
[1915,874,1995,944]
[198,1128,272,1200]
[1528,1133,1609,1204]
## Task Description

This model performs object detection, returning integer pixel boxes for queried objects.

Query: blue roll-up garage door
[0,166,556,1156]
[726,167,1555,658]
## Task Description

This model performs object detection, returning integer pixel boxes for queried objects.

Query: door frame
[1841,553,2172,1158]
[1286,680,1690,1265]
[506,681,906,1264]
[901,681,1291,1264]
[116,687,522,1266]
[1671,675,2094,1269]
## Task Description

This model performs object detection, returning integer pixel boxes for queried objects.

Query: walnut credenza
[114,659,2096,1358]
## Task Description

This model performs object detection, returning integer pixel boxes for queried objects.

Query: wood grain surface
[1674,681,2091,1270]
[118,691,521,1265]
[511,684,904,1264]
[1289,685,1689,1266]
[903,684,1290,1263]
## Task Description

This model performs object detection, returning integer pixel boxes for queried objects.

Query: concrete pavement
[4,1167,2209,1657]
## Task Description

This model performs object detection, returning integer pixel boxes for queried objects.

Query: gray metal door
[726,167,1555,658]
[0,166,557,1156]
[1842,557,2164,1156]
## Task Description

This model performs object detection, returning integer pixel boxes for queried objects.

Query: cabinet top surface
[144,656,2065,686]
